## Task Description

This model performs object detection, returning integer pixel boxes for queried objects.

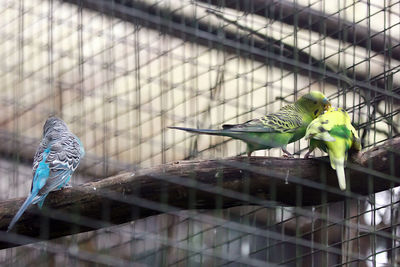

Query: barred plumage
[170,91,331,157]
[7,117,85,232]
[260,104,303,132]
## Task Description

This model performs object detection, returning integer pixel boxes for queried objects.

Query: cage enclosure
[0,0,399,266]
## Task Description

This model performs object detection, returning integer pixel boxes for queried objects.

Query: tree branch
[197,0,400,62]
[62,0,400,104]
[0,137,399,249]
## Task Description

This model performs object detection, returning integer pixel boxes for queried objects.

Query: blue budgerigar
[7,117,85,232]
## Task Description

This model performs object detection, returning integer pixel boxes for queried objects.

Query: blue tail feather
[7,192,38,232]
[35,193,49,209]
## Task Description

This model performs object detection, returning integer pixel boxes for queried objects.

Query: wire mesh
[0,0,399,266]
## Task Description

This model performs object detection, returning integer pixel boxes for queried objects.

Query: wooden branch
[62,0,400,104]
[198,0,400,62]
[0,137,399,249]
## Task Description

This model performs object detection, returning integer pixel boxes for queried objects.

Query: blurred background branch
[63,0,400,104]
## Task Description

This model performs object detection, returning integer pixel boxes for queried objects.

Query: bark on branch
[62,0,400,103]
[0,137,399,249]
[197,0,400,61]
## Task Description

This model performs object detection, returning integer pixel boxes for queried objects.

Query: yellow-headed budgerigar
[304,107,361,190]
[169,91,331,157]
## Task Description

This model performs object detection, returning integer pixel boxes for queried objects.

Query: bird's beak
[323,98,331,111]
[305,133,315,140]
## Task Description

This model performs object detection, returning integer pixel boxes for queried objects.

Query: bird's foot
[63,183,72,189]
[281,147,294,158]
[282,153,294,158]
[304,149,315,159]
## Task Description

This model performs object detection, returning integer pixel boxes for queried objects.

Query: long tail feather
[335,163,346,191]
[222,124,237,129]
[36,194,48,209]
[7,192,38,232]
[168,126,228,136]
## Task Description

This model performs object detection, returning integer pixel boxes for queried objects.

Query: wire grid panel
[0,0,398,266]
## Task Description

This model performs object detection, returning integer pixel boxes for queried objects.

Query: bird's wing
[223,105,304,133]
[47,134,83,171]
[36,168,72,198]
[305,108,354,142]
[305,117,336,142]
[32,134,82,195]
[32,139,47,178]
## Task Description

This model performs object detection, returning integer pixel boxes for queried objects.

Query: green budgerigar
[169,91,331,157]
[304,107,362,190]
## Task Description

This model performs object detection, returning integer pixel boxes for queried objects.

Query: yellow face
[299,91,331,118]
